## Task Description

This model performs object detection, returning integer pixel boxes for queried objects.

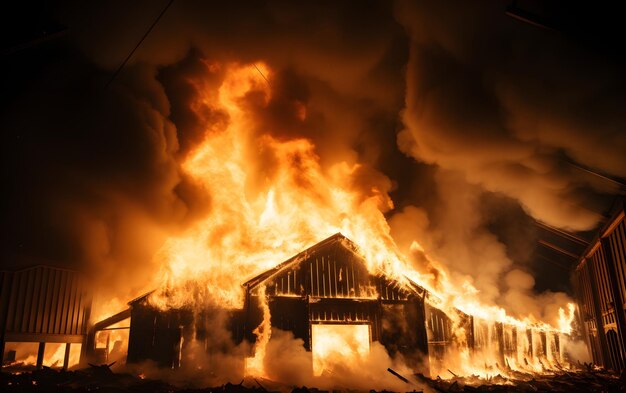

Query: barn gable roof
[243,232,357,290]
[129,232,429,307]
[242,232,428,300]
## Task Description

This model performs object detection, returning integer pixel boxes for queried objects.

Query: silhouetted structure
[573,201,626,371]
[113,233,562,374]
[241,233,431,371]
[0,265,91,369]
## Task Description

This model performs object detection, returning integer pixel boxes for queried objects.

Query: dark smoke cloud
[395,0,625,232]
[2,0,409,317]
[1,45,209,309]
[390,0,625,319]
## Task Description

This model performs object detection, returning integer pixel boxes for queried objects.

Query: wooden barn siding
[380,298,429,371]
[127,304,188,368]
[262,244,411,302]
[244,239,430,364]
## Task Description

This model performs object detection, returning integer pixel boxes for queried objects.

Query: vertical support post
[571,266,595,365]
[36,342,45,369]
[414,294,430,376]
[105,331,110,363]
[495,322,505,367]
[512,327,518,362]
[372,298,382,342]
[83,328,96,366]
[539,331,550,359]
[79,292,93,367]
[305,295,311,351]
[0,271,14,368]
[554,333,562,363]
[63,343,71,370]
[468,315,475,354]
[0,334,5,365]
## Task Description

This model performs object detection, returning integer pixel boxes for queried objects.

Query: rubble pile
[1,364,624,393]
[412,368,626,392]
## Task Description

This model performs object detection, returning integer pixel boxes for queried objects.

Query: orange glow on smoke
[150,61,419,310]
[148,61,575,378]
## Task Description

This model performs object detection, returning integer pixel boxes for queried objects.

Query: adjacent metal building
[0,265,91,369]
[573,201,626,371]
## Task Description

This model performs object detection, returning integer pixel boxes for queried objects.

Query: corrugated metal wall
[605,217,626,324]
[573,204,626,371]
[1,265,91,341]
[574,259,604,365]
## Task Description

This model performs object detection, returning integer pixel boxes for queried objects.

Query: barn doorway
[311,324,370,376]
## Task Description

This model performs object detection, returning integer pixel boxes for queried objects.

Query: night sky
[2,1,625,320]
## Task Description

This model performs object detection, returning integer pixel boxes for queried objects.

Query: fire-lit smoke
[143,61,578,382]
[149,61,420,308]
[390,0,623,342]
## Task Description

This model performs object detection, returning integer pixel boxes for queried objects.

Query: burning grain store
[89,233,567,376]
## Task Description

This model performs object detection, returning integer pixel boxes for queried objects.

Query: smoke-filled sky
[2,0,625,320]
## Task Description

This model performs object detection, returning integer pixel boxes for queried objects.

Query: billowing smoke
[390,0,624,326]
[395,1,624,231]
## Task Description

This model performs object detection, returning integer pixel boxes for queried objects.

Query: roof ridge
[242,232,349,289]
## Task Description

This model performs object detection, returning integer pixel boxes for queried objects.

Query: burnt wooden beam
[505,3,557,31]
[36,342,45,369]
[309,320,371,326]
[538,239,580,259]
[63,343,71,370]
[536,253,571,271]
[5,332,84,343]
[92,308,131,331]
[535,221,590,245]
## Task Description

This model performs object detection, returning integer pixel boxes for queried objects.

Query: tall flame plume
[149,61,576,378]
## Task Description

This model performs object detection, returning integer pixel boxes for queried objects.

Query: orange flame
[148,61,575,378]
[311,324,370,376]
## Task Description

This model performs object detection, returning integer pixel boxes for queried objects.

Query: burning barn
[87,233,566,377]
[102,233,433,374]
[241,233,430,374]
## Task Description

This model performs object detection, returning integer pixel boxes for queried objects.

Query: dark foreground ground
[1,364,625,393]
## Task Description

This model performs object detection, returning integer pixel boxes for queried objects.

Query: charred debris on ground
[1,363,625,393]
